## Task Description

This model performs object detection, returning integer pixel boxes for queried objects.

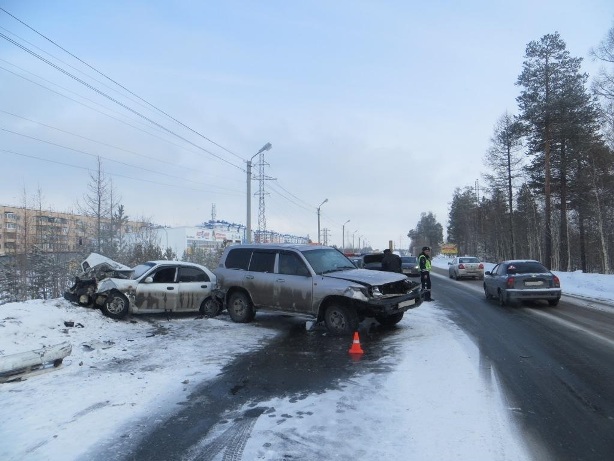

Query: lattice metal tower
[255,152,274,242]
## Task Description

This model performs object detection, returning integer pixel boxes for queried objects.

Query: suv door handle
[276,279,285,283]
[167,287,174,290]
[245,275,254,280]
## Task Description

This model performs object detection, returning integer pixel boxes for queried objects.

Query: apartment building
[1,205,311,258]
[0,205,144,257]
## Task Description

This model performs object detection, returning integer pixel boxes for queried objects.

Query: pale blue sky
[1,1,613,250]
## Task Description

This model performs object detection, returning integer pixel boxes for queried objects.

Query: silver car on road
[483,259,561,306]
[448,256,484,280]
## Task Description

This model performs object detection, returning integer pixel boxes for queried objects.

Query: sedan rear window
[178,266,210,282]
[507,262,549,274]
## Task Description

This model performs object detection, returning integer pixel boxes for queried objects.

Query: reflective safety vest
[419,254,431,272]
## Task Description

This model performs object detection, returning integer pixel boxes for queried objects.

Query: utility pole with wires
[255,150,275,243]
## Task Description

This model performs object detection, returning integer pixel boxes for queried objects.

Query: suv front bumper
[362,290,422,316]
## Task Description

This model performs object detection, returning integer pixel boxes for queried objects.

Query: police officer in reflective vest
[418,246,433,301]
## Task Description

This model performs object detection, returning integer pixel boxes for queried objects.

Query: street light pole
[246,142,272,243]
[342,219,350,252]
[352,230,358,251]
[317,198,328,244]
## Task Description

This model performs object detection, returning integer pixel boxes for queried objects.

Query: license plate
[525,281,543,286]
[399,299,416,308]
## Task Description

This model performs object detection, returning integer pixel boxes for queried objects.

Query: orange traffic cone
[348,331,364,355]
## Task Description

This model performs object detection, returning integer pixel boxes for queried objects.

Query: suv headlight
[344,286,369,301]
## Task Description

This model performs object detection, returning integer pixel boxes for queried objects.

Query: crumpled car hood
[81,253,131,273]
[323,268,407,286]
[96,277,138,293]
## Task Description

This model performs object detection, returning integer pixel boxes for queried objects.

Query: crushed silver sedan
[94,260,221,319]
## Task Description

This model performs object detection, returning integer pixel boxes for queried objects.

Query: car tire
[449,271,453,279]
[484,284,492,300]
[324,303,359,335]
[200,297,222,317]
[376,312,404,327]
[548,299,559,306]
[498,290,507,306]
[227,292,255,323]
[102,292,130,319]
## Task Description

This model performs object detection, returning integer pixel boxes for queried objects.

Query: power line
[0,63,242,171]
[0,110,241,185]
[1,127,241,192]
[0,31,242,170]
[0,24,151,114]
[1,148,244,196]
[0,8,328,237]
[0,7,244,161]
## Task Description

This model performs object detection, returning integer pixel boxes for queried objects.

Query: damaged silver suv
[214,244,422,335]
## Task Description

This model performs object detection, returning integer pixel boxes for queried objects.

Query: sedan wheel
[200,297,222,317]
[324,304,359,335]
[102,292,130,319]
[484,284,492,300]
[227,292,255,323]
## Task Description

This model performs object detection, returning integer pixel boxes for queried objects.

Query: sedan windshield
[301,248,355,274]
[131,262,156,279]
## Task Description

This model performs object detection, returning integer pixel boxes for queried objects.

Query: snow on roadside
[0,299,278,461]
[185,307,530,461]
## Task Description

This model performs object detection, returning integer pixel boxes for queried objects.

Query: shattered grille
[379,279,413,295]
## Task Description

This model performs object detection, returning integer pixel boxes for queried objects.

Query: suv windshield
[401,257,417,263]
[301,248,355,274]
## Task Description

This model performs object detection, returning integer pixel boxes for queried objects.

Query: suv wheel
[324,303,359,335]
[103,292,129,319]
[227,292,255,323]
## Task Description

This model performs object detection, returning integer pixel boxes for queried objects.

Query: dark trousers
[421,271,432,299]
